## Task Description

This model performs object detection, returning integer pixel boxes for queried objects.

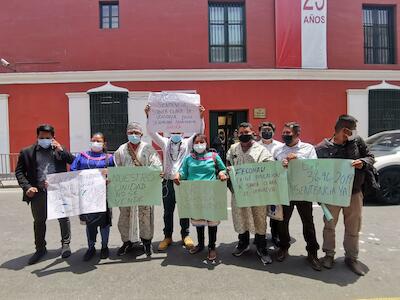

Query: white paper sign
[148,92,201,134]
[46,169,107,220]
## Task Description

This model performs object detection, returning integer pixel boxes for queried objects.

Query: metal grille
[369,89,400,135]
[90,92,128,151]
[100,2,119,29]
[209,2,246,63]
[363,6,395,64]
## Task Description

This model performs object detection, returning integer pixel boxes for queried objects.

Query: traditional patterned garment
[227,141,273,235]
[114,141,162,242]
[179,151,227,226]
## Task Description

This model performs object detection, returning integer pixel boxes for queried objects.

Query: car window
[374,133,400,148]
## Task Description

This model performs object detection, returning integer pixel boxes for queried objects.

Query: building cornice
[0,68,400,84]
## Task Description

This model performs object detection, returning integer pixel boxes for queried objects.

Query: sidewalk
[0,180,20,188]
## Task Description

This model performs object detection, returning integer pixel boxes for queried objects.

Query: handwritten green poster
[229,162,290,208]
[175,180,228,221]
[288,159,355,207]
[107,166,162,207]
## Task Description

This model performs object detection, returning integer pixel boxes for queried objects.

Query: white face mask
[193,143,207,154]
[90,141,104,152]
[347,129,358,141]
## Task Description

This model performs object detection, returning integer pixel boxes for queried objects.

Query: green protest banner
[229,162,290,208]
[287,159,355,207]
[107,166,162,207]
[175,180,228,221]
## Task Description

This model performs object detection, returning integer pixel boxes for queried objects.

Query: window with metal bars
[100,2,119,29]
[369,90,400,135]
[209,2,246,63]
[89,92,128,151]
[363,6,395,64]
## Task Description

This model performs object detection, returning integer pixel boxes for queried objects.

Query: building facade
[1,0,400,158]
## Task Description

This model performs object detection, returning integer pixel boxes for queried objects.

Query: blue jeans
[86,225,110,249]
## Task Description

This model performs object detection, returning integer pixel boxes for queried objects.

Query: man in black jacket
[315,115,375,276]
[15,124,75,265]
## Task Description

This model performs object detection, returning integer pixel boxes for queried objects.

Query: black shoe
[345,258,365,276]
[28,248,47,265]
[276,248,289,262]
[232,243,250,257]
[61,244,71,258]
[257,248,272,265]
[117,241,133,256]
[307,254,322,271]
[83,247,96,261]
[100,247,109,259]
[143,243,153,257]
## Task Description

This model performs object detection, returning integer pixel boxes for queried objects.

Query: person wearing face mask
[113,122,162,257]
[174,134,227,261]
[226,122,274,265]
[145,104,205,251]
[274,122,322,271]
[315,115,374,276]
[258,122,284,247]
[15,124,75,265]
[70,132,114,261]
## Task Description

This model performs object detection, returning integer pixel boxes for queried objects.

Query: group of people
[15,106,374,276]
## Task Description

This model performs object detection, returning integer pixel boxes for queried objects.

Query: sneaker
[189,245,205,255]
[28,248,47,265]
[158,238,173,251]
[117,241,133,256]
[232,243,250,257]
[320,255,335,269]
[61,244,71,258]
[276,248,289,262]
[100,247,109,259]
[257,248,272,265]
[182,236,195,250]
[345,257,365,276]
[83,247,96,261]
[143,243,153,257]
[307,254,322,271]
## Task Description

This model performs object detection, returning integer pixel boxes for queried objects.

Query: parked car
[365,130,400,205]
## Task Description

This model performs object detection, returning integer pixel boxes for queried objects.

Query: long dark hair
[192,134,210,153]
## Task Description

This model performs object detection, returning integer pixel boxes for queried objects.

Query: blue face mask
[37,138,52,149]
[128,134,141,145]
[170,134,182,144]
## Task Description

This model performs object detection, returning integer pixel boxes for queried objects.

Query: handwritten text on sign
[107,166,162,207]
[175,180,228,221]
[46,169,106,220]
[230,162,290,208]
[288,159,354,206]
[147,92,201,134]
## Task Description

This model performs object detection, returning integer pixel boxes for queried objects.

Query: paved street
[0,188,399,300]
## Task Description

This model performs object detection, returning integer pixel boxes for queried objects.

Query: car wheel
[379,167,400,205]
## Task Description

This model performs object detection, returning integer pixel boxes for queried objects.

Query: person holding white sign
[145,103,205,251]
[114,122,162,257]
[70,132,114,261]
[15,124,75,265]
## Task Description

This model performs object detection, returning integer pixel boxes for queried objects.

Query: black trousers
[196,226,218,249]
[162,180,189,239]
[30,191,71,251]
[278,201,319,255]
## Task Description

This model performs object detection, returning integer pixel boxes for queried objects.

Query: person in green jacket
[174,133,227,261]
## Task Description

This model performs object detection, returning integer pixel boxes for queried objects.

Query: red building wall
[2,79,400,153]
[0,0,399,72]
